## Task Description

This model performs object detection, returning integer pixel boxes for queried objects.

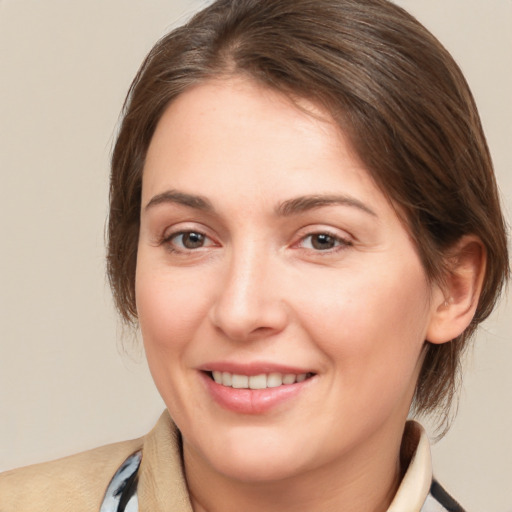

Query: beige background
[0,1,510,510]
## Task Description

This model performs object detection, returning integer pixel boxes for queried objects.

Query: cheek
[298,261,431,385]
[135,262,216,418]
[135,262,211,358]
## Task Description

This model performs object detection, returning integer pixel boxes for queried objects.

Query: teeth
[210,371,312,389]
[282,374,296,385]
[231,374,249,389]
[267,372,283,388]
[249,374,267,389]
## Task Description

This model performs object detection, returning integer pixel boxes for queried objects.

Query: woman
[1,0,508,510]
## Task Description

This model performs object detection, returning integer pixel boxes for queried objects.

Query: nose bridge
[210,239,287,341]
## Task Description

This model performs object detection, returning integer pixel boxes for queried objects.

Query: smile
[210,371,315,389]
[201,367,317,414]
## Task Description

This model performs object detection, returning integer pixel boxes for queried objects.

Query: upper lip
[198,361,315,376]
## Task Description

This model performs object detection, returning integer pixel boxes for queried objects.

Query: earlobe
[426,236,486,345]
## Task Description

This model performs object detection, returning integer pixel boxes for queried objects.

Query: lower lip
[200,372,313,414]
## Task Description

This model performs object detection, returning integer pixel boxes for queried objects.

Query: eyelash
[295,231,353,254]
[159,228,352,255]
[160,230,214,253]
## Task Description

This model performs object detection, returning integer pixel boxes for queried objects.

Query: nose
[209,246,289,342]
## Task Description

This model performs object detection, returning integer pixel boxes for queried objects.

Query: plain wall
[0,1,510,510]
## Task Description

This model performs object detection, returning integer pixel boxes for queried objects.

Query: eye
[165,230,213,251]
[299,232,351,251]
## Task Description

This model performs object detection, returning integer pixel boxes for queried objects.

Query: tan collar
[138,411,432,512]
[138,411,193,512]
[387,421,433,511]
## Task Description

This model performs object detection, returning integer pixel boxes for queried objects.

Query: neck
[184,422,405,512]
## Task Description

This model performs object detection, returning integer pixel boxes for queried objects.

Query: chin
[214,453,304,483]
[196,429,311,483]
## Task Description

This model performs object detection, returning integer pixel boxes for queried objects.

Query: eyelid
[159,223,220,253]
[160,221,210,240]
[292,226,354,252]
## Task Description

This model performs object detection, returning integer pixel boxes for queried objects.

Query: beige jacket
[0,411,455,512]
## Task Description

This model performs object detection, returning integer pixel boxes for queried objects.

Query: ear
[426,235,486,344]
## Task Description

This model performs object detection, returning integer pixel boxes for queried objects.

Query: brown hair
[107,0,509,429]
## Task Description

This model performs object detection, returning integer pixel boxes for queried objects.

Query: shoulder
[0,437,142,512]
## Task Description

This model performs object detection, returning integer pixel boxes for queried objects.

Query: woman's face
[136,77,440,483]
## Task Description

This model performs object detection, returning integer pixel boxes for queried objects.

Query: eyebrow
[144,190,376,217]
[144,190,214,212]
[276,194,377,217]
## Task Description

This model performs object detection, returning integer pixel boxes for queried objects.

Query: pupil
[183,232,204,249]
[312,234,335,250]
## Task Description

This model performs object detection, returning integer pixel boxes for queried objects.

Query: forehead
[142,77,383,206]
[146,78,345,166]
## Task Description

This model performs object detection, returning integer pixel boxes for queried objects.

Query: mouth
[199,363,317,414]
[206,371,315,390]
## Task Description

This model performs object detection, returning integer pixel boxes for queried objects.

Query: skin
[136,77,454,512]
